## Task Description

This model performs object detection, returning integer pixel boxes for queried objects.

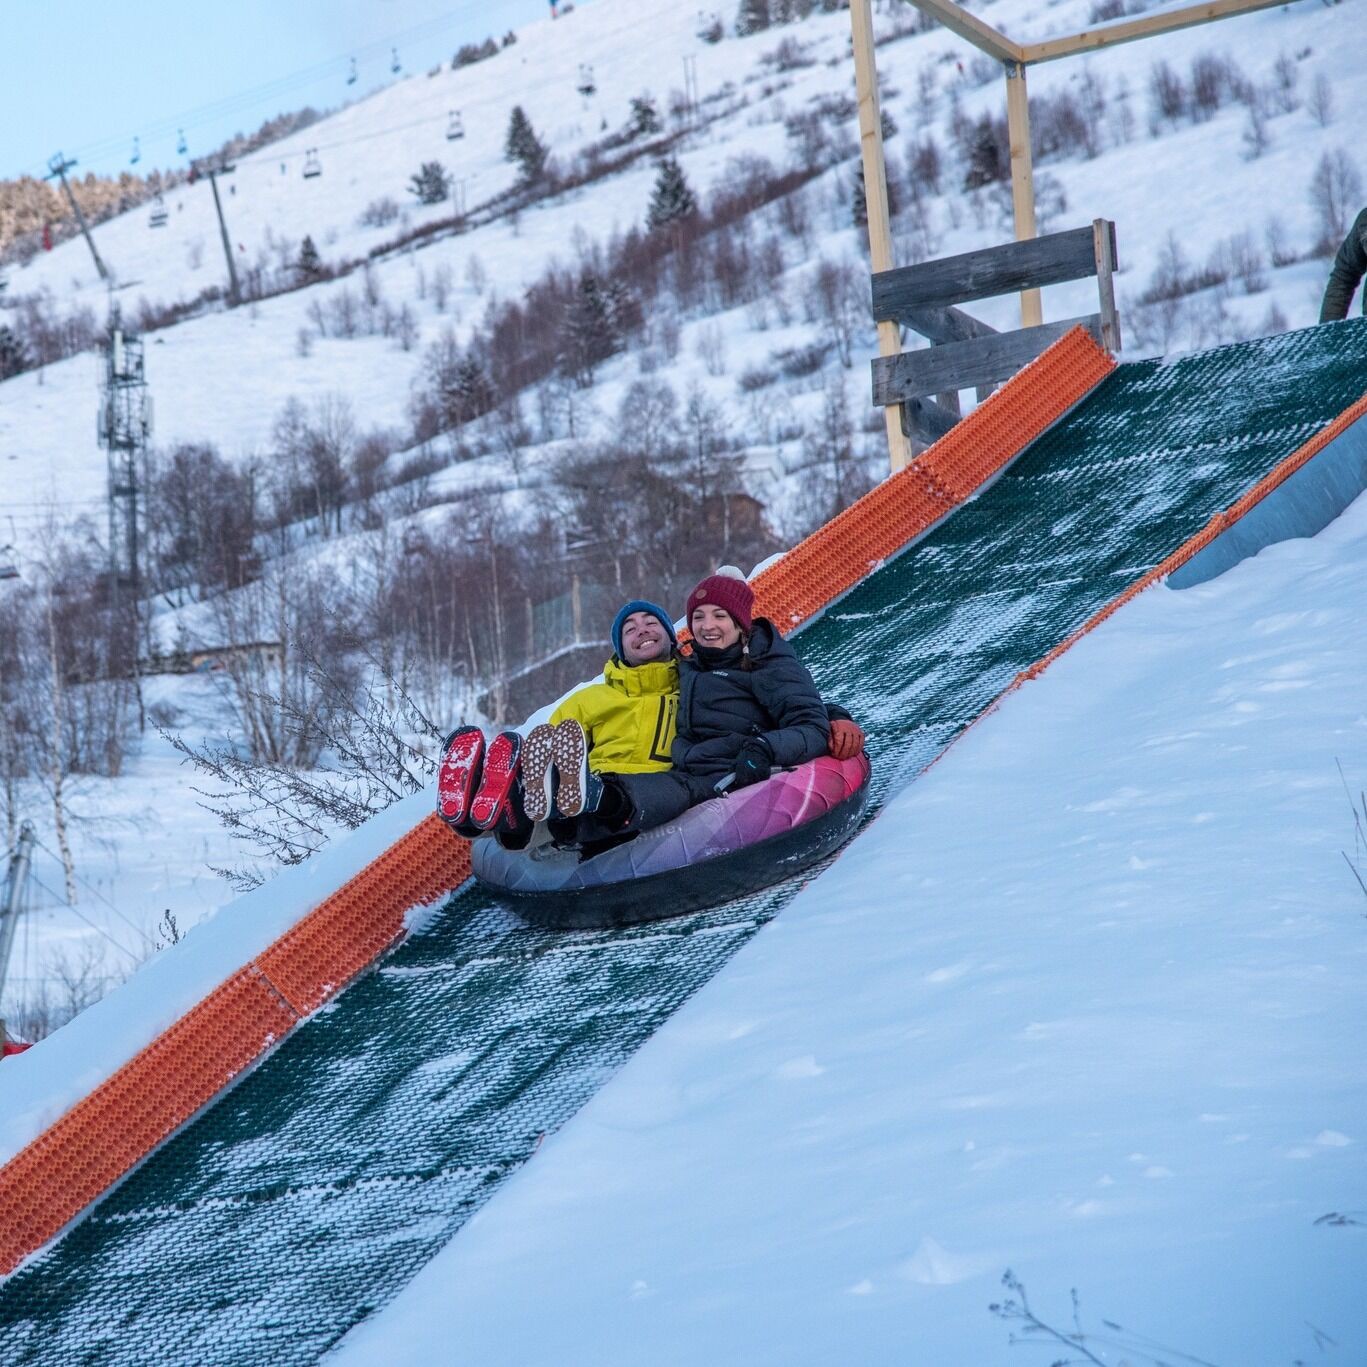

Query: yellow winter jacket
[549,657,679,775]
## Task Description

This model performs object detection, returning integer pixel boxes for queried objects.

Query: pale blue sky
[1,1,561,181]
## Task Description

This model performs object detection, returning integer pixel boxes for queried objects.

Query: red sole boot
[436,727,485,833]
[469,730,524,831]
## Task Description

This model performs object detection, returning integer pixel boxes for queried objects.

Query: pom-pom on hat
[610,600,677,661]
[686,565,754,634]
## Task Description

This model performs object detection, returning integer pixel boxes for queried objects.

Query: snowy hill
[2,0,1361,538]
[329,488,1367,1367]
[0,0,1362,1034]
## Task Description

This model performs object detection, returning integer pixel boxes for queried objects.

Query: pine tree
[441,354,494,426]
[409,160,451,206]
[0,324,31,380]
[736,0,771,36]
[646,157,697,231]
[504,106,548,182]
[297,235,322,279]
[629,95,662,138]
[562,270,622,386]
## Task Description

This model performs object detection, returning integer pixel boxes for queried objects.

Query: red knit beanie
[686,567,754,633]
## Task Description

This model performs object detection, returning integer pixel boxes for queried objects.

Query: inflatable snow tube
[472,753,871,930]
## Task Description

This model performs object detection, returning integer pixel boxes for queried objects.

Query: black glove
[731,738,773,790]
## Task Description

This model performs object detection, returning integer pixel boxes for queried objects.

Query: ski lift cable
[15,0,513,176]
[33,838,151,947]
[26,872,141,963]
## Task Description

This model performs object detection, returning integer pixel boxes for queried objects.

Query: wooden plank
[1093,218,1122,352]
[872,225,1098,316]
[899,395,961,446]
[896,0,1024,63]
[851,0,911,472]
[898,302,998,345]
[872,316,1101,405]
[1021,0,1285,64]
[1005,63,1042,327]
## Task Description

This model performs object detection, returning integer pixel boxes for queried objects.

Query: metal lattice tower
[97,324,152,607]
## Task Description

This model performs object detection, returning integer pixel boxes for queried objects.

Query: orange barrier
[0,816,470,1276]
[753,326,1115,628]
[0,327,1118,1278]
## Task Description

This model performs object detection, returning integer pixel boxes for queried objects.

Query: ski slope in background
[330,494,1367,1366]
[2,0,1360,539]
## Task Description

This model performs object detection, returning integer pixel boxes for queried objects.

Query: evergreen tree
[297,235,322,279]
[646,157,697,231]
[409,160,451,206]
[851,164,897,230]
[504,105,548,182]
[629,95,662,138]
[562,270,622,386]
[441,354,495,426]
[736,0,771,35]
[0,324,31,381]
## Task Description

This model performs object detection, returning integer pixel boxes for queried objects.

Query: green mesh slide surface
[2,319,1364,1364]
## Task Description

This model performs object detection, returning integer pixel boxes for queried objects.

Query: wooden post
[1093,218,1122,351]
[850,0,912,473]
[1004,62,1042,329]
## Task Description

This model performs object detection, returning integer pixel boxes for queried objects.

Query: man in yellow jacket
[437,600,862,847]
[548,600,681,773]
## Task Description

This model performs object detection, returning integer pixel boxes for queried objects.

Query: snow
[328,495,1367,1366]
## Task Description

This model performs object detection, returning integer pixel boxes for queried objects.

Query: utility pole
[0,822,36,1016]
[45,153,110,283]
[204,162,241,306]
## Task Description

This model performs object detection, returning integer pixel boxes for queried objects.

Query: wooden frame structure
[871,219,1120,445]
[850,0,1291,471]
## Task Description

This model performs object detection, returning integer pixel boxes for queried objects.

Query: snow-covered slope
[329,494,1367,1367]
[2,0,1361,547]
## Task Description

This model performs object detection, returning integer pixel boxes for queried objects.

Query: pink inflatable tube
[471,754,871,929]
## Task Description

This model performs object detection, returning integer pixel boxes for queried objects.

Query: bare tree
[807,256,862,369]
[1308,149,1363,255]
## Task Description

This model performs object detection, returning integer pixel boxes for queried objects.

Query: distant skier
[1319,206,1367,321]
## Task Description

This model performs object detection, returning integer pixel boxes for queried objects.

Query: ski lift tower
[98,319,153,613]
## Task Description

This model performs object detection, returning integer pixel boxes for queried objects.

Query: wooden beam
[851,0,912,473]
[873,316,1102,405]
[1021,0,1286,64]
[895,302,998,346]
[1093,217,1122,352]
[1004,62,1041,328]
[895,0,1024,63]
[871,225,1098,317]
[899,395,961,447]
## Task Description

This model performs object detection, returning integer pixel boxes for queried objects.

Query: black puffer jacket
[1320,207,1367,321]
[672,618,830,779]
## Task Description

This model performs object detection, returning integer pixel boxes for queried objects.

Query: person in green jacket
[1320,207,1367,321]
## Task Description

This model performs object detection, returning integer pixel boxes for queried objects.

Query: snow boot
[520,723,557,823]
[436,726,484,833]
[550,718,594,818]
[469,730,523,831]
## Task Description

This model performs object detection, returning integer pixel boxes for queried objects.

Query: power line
[27,873,140,962]
[33,838,150,948]
[15,0,534,178]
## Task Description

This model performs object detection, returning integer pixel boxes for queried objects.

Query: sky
[0,0,565,182]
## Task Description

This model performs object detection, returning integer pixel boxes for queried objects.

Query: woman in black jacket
[565,568,831,845]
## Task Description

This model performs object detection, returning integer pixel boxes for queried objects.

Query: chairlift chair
[176,128,188,156]
[577,63,596,97]
[130,137,141,165]
[148,196,168,229]
[303,149,322,179]
[347,56,358,86]
[0,546,19,581]
[391,47,401,74]
[446,110,464,141]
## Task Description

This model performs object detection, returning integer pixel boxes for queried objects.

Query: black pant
[551,769,719,853]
